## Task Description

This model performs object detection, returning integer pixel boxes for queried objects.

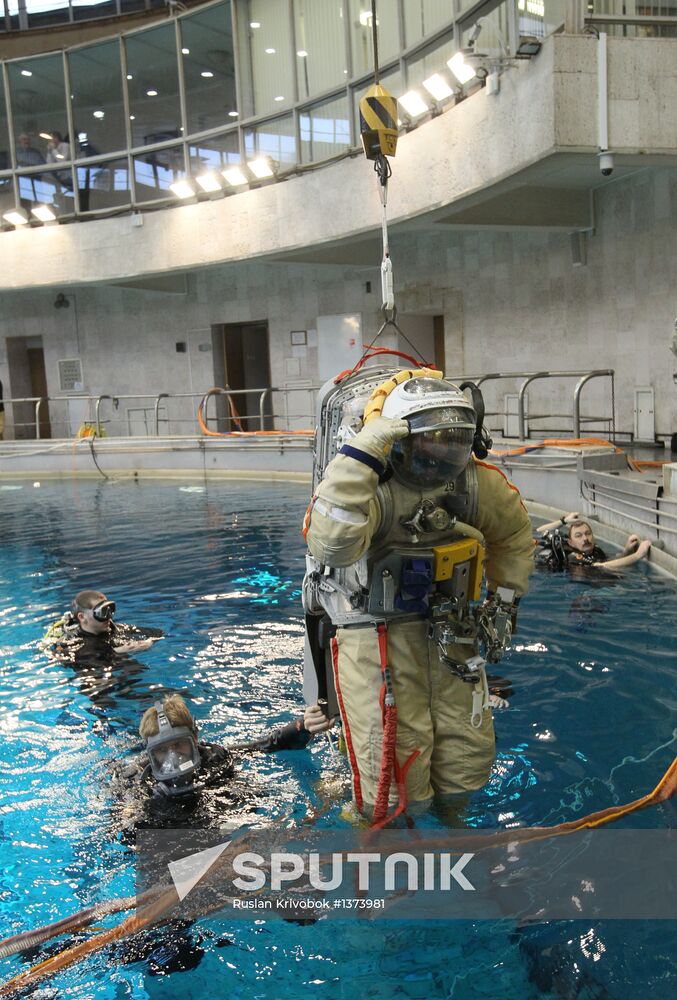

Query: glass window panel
[348,0,400,78]
[26,0,71,29]
[18,166,75,217]
[518,0,567,38]
[294,0,346,100]
[246,0,294,116]
[406,34,454,90]
[73,0,117,21]
[0,177,17,220]
[181,2,237,135]
[77,157,131,212]
[403,0,453,47]
[300,93,350,164]
[8,54,67,165]
[352,66,402,138]
[244,114,296,166]
[69,40,127,158]
[0,74,10,171]
[188,131,240,172]
[133,143,186,201]
[125,23,181,148]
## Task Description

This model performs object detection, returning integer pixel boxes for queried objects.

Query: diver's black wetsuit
[535,531,607,572]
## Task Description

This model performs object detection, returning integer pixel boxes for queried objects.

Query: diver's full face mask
[145,706,201,797]
[390,408,475,490]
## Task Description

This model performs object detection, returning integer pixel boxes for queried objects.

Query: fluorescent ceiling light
[250,21,260,28]
[222,167,248,186]
[181,47,189,55]
[39,131,52,140]
[447,51,476,85]
[398,90,429,117]
[228,110,239,117]
[196,172,222,193]
[54,153,65,159]
[247,157,274,179]
[422,73,453,102]
[146,89,158,97]
[170,179,195,199]
[265,47,275,54]
[3,209,28,226]
[297,49,308,58]
[127,73,133,80]
[201,70,214,78]
[274,95,284,102]
[93,110,105,119]
[129,115,135,121]
[21,69,32,77]
[32,204,56,222]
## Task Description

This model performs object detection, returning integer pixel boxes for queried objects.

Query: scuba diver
[44,590,164,662]
[535,511,652,573]
[302,366,534,822]
[112,694,312,833]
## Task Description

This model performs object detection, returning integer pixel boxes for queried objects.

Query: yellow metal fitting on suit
[359,83,398,159]
[432,539,485,600]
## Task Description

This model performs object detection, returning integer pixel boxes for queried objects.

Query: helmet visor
[146,730,201,794]
[391,420,474,489]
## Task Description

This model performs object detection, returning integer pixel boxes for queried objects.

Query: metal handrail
[464,370,615,441]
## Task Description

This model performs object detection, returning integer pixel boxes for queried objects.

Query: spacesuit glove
[346,416,409,464]
[304,703,337,734]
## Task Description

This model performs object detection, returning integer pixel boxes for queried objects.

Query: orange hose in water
[490,437,623,458]
[1,756,675,996]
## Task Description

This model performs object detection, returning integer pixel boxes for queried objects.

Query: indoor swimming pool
[0,479,675,999]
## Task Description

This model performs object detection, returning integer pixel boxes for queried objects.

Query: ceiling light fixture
[127,73,133,80]
[39,131,52,140]
[247,157,274,179]
[21,69,32,77]
[447,51,477,85]
[274,95,284,102]
[196,172,222,192]
[170,179,195,199]
[201,70,214,78]
[31,204,57,222]
[265,47,276,54]
[93,110,105,119]
[222,166,248,186]
[297,49,308,57]
[228,110,239,117]
[422,73,454,102]
[398,90,429,118]
[182,47,190,55]
[146,89,158,97]
[3,209,29,226]
[250,21,260,28]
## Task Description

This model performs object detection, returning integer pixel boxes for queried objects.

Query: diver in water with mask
[302,368,534,822]
[114,694,312,832]
[45,589,163,662]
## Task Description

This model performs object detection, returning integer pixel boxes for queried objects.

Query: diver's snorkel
[145,701,201,798]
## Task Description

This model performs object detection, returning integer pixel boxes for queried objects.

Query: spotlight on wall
[422,73,454,102]
[170,179,196,199]
[3,208,29,226]
[447,51,477,85]
[516,36,542,57]
[222,166,248,187]
[32,204,57,222]
[195,172,222,192]
[398,90,429,118]
[54,292,70,308]
[247,157,275,179]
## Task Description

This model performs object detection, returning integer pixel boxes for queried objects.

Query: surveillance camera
[598,151,614,176]
[467,17,485,45]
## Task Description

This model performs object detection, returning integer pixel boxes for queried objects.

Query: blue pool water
[0,479,675,999]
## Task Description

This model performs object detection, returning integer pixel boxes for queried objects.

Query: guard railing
[0,386,319,440]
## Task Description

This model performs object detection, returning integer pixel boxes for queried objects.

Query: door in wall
[6,336,52,439]
[215,321,273,431]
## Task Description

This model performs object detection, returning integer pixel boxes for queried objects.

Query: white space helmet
[381,377,476,489]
